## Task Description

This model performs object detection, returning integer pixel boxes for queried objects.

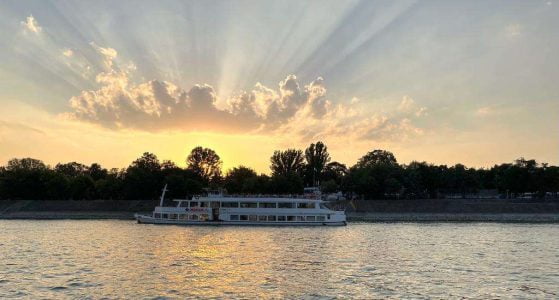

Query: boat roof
[172,197,323,203]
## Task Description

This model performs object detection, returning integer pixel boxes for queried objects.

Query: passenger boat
[134,185,347,226]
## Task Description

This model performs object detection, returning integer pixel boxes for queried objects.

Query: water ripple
[0,220,558,298]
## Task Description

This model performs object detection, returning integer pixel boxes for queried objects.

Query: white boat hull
[135,214,346,226]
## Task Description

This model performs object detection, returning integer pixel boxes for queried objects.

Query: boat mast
[159,184,168,206]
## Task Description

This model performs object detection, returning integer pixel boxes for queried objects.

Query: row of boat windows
[182,201,317,209]
[229,215,328,222]
[153,213,328,222]
[155,213,209,221]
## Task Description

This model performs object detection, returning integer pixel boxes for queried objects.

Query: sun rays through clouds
[1,0,558,170]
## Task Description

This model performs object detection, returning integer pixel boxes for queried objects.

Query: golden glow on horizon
[1,100,558,174]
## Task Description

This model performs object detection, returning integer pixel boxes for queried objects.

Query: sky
[0,0,558,173]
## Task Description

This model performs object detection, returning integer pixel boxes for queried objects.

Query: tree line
[1,143,558,200]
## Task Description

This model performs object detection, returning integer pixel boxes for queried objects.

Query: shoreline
[1,211,558,223]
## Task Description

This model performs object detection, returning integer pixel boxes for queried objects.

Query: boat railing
[197,193,322,200]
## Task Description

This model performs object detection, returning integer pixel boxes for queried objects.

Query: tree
[322,161,348,185]
[95,175,122,200]
[6,158,47,171]
[269,173,304,194]
[304,141,331,186]
[345,150,403,199]
[224,166,258,194]
[356,150,397,168]
[403,161,443,199]
[45,173,69,200]
[131,152,161,173]
[320,179,338,194]
[55,162,88,177]
[270,149,305,177]
[69,175,95,200]
[122,152,163,199]
[186,147,222,183]
[88,163,108,181]
[2,158,49,199]
[343,167,379,199]
[161,160,179,171]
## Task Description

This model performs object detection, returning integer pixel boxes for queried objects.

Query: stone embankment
[1,199,558,222]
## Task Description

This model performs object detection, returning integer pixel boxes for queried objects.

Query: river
[1,220,558,298]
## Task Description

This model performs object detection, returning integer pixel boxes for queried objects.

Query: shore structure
[134,186,347,226]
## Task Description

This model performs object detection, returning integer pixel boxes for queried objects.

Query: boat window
[178,202,188,207]
[190,201,199,208]
[169,214,177,220]
[287,216,296,222]
[200,214,209,221]
[296,216,305,221]
[297,203,315,209]
[327,215,330,220]
[190,214,199,220]
[258,215,267,221]
[222,202,239,208]
[154,213,161,218]
[240,202,258,208]
[277,216,286,221]
[230,215,239,221]
[178,214,187,220]
[317,216,325,221]
[162,214,168,219]
[249,215,258,221]
[268,215,276,221]
[306,216,316,221]
[259,202,277,208]
[200,202,208,207]
[240,215,248,221]
[278,202,294,209]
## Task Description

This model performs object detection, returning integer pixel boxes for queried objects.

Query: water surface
[1,220,558,298]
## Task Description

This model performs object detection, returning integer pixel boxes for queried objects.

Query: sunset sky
[1,0,558,173]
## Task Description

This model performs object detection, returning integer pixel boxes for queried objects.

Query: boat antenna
[159,184,168,206]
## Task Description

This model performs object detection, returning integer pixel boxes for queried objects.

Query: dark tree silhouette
[123,152,162,199]
[224,166,258,194]
[270,149,305,177]
[7,158,47,171]
[356,150,398,168]
[186,146,222,183]
[55,162,88,177]
[1,145,558,201]
[304,141,331,186]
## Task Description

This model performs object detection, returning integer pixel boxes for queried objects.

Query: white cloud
[21,15,42,34]
[65,46,427,142]
[398,95,415,111]
[398,95,428,117]
[63,49,74,57]
[90,42,118,69]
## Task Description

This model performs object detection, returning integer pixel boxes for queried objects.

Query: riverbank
[1,199,558,222]
[348,212,559,223]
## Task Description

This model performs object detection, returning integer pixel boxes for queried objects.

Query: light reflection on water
[1,220,558,299]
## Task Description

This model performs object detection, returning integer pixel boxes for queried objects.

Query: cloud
[21,15,42,34]
[65,45,427,142]
[90,42,118,69]
[475,106,494,117]
[63,49,74,57]
[398,96,428,117]
[0,120,45,135]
